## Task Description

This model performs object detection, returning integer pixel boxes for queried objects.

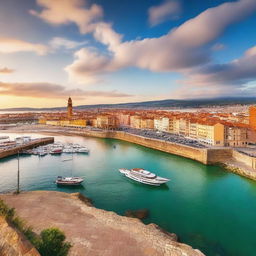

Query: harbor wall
[0,137,54,159]
[79,130,209,164]
[232,150,256,170]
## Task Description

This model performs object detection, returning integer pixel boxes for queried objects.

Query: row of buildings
[37,98,256,148]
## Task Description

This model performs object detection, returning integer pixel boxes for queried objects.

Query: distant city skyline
[0,0,256,108]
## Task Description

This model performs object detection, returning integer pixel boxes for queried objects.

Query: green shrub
[37,228,72,256]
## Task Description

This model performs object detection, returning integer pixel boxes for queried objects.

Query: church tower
[67,97,73,119]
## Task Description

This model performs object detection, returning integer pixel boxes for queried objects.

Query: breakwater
[0,137,54,159]
[67,130,234,165]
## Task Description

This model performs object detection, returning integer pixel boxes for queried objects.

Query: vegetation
[0,199,71,256]
[37,228,72,256]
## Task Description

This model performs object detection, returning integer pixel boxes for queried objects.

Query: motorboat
[50,148,62,154]
[119,168,170,186]
[55,176,84,186]
[76,147,89,153]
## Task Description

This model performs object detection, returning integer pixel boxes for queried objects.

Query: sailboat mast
[17,151,20,194]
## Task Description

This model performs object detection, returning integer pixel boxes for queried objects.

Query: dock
[0,137,54,159]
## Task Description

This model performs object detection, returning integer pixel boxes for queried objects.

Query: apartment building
[130,115,142,129]
[154,117,169,132]
[141,117,154,130]
[96,115,117,129]
[224,124,249,147]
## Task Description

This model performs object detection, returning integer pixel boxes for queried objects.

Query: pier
[0,137,54,159]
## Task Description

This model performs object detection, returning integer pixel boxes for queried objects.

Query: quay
[0,137,54,159]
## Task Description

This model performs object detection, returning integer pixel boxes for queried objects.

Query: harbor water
[0,132,256,256]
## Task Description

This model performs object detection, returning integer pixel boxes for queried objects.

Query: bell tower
[67,97,73,119]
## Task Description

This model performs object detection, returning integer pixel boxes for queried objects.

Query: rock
[125,209,149,219]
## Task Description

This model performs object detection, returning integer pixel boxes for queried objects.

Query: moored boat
[119,168,170,186]
[55,176,84,186]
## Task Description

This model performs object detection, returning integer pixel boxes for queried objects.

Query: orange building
[249,106,256,130]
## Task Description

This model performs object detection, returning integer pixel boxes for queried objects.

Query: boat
[76,147,89,153]
[119,168,170,186]
[55,152,84,186]
[50,148,62,154]
[55,176,84,186]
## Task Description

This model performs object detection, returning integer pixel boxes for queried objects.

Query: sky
[0,0,255,108]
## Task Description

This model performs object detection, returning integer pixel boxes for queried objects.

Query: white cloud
[0,37,48,55]
[65,0,256,84]
[148,0,181,26]
[30,0,103,34]
[49,37,87,50]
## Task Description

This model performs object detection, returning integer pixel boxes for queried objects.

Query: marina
[1,132,256,256]
[22,142,89,156]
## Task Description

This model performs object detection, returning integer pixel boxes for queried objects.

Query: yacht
[55,176,84,186]
[119,168,170,186]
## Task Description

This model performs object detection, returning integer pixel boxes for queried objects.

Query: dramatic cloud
[65,0,256,84]
[49,37,87,50]
[0,67,14,74]
[148,0,181,26]
[0,38,48,55]
[30,0,103,34]
[173,45,256,98]
[0,81,132,99]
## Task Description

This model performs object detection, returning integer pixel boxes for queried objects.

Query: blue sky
[0,0,255,108]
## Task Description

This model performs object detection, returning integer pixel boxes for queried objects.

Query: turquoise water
[1,133,256,256]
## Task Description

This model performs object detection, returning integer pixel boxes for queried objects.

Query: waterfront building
[130,115,142,129]
[154,117,169,132]
[224,124,249,147]
[249,106,256,130]
[195,122,225,146]
[96,115,118,129]
[67,97,73,119]
[141,117,154,130]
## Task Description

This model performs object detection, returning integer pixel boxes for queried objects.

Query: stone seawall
[232,150,256,170]
[79,130,209,164]
[206,148,233,164]
[0,137,54,159]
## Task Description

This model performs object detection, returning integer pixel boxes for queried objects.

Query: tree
[37,228,72,256]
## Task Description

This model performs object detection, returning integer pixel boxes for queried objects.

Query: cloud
[211,43,225,51]
[49,37,87,50]
[65,0,256,84]
[148,0,182,26]
[0,37,48,55]
[0,67,15,74]
[0,81,132,99]
[172,45,256,98]
[30,0,103,34]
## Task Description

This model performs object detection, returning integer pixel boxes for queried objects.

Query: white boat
[55,176,84,186]
[55,152,84,186]
[119,168,170,186]
[77,147,89,153]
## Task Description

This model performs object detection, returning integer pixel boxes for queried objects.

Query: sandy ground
[0,191,203,256]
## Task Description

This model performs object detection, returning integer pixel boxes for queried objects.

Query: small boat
[76,147,89,153]
[56,152,84,186]
[119,168,170,186]
[55,176,84,186]
[38,151,47,157]
[50,148,62,154]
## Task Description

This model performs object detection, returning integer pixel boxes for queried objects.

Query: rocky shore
[0,191,205,256]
